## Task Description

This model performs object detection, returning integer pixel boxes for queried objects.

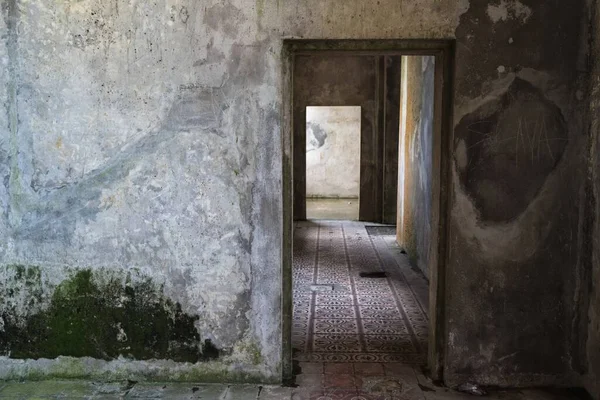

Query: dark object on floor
[359,271,388,278]
[457,383,487,396]
[400,249,407,254]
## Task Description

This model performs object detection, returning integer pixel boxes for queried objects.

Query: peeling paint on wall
[486,0,532,24]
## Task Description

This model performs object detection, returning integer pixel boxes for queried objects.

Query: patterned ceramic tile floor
[292,220,429,366]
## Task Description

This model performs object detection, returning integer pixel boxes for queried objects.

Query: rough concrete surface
[0,0,283,382]
[585,1,600,399]
[0,0,593,393]
[447,0,589,388]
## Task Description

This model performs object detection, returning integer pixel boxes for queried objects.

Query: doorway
[281,40,455,385]
[306,106,361,221]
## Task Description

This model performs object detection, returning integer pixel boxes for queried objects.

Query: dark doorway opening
[281,40,455,385]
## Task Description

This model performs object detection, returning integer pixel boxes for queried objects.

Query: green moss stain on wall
[0,265,46,338]
[0,268,218,363]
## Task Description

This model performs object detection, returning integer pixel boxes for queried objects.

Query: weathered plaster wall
[585,2,600,398]
[0,0,590,387]
[305,106,361,198]
[0,0,282,382]
[397,56,435,277]
[448,0,589,387]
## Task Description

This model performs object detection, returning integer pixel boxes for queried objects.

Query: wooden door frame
[281,39,456,384]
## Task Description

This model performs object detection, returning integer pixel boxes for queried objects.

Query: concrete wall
[397,56,435,277]
[448,0,588,386]
[0,0,591,388]
[305,106,361,198]
[585,2,600,398]
[0,0,283,382]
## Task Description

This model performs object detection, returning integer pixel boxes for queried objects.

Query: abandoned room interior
[0,0,600,399]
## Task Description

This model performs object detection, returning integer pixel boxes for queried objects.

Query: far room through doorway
[305,106,361,221]
[283,40,449,387]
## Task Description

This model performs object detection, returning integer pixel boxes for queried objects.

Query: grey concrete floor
[306,198,359,221]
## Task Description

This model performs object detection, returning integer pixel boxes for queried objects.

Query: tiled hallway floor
[291,220,435,397]
[292,220,429,365]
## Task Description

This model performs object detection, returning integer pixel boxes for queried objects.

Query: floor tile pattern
[293,221,429,365]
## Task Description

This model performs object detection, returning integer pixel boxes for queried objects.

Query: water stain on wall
[456,78,568,222]
[306,122,328,150]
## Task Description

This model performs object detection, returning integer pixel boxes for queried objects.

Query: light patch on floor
[306,198,359,220]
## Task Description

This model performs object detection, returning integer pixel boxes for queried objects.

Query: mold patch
[0,268,217,363]
[456,78,568,222]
